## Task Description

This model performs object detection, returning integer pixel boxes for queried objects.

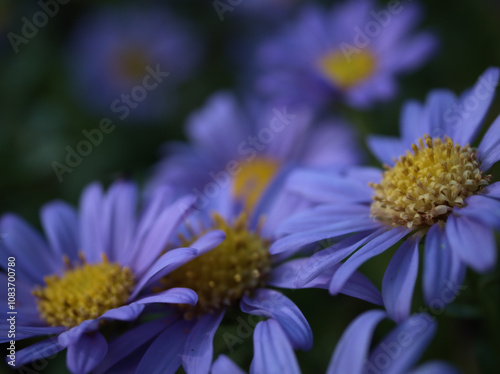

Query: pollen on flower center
[370,135,490,230]
[159,213,271,319]
[32,254,135,328]
[232,157,281,212]
[319,49,377,89]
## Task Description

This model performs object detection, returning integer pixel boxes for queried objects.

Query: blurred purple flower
[0,181,213,373]
[67,7,203,122]
[147,91,363,216]
[256,0,438,109]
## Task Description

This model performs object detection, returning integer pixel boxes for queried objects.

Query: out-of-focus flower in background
[255,0,437,109]
[147,90,363,215]
[66,6,204,123]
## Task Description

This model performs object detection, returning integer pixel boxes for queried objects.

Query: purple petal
[454,67,499,145]
[14,338,65,369]
[276,204,373,235]
[58,319,100,347]
[327,310,386,374]
[67,332,108,374]
[136,288,198,306]
[366,136,405,166]
[0,214,58,284]
[383,237,420,323]
[79,182,106,263]
[0,325,65,343]
[446,214,497,272]
[130,194,197,277]
[211,355,245,374]
[183,311,225,374]
[40,201,79,262]
[241,289,312,351]
[250,319,300,374]
[130,247,198,299]
[330,228,410,295]
[137,319,193,374]
[366,313,436,374]
[97,319,170,373]
[423,224,466,308]
[188,229,227,256]
[400,100,426,146]
[285,168,373,204]
[341,271,384,306]
[270,218,379,256]
[424,90,457,139]
[98,303,144,322]
[102,181,138,262]
[478,114,500,171]
[459,195,500,230]
[295,229,382,287]
[481,182,500,199]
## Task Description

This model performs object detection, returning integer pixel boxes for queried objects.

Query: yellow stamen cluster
[160,213,271,319]
[32,254,135,328]
[232,158,280,212]
[319,50,377,89]
[370,135,490,230]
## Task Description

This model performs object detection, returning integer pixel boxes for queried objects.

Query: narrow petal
[58,319,100,347]
[183,311,225,374]
[130,247,198,299]
[295,229,382,287]
[270,219,379,256]
[340,271,384,306]
[97,319,170,374]
[458,195,500,230]
[401,101,426,146]
[423,224,466,308]
[423,90,457,139]
[137,319,193,374]
[14,338,65,369]
[250,319,300,374]
[130,195,197,277]
[67,332,108,374]
[366,136,405,166]
[454,67,499,145]
[241,289,312,351]
[478,114,500,171]
[0,325,65,343]
[102,181,138,261]
[366,313,436,374]
[211,355,245,374]
[327,310,386,374]
[98,303,145,322]
[330,228,410,295]
[382,237,420,323]
[285,168,374,204]
[446,214,497,272]
[0,214,61,285]
[40,201,79,262]
[79,182,105,263]
[136,288,198,306]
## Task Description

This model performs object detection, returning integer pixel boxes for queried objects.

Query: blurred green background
[1,0,500,373]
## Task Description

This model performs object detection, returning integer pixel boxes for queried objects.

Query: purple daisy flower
[66,7,203,122]
[97,183,381,374]
[327,311,459,374]
[271,67,500,323]
[256,0,438,109]
[147,90,362,214]
[0,180,220,373]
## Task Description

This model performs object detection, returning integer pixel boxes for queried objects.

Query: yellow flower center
[232,157,281,212]
[32,254,135,328]
[370,135,490,230]
[160,213,271,319]
[319,50,377,89]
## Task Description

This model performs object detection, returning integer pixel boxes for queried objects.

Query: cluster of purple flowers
[1,1,498,373]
